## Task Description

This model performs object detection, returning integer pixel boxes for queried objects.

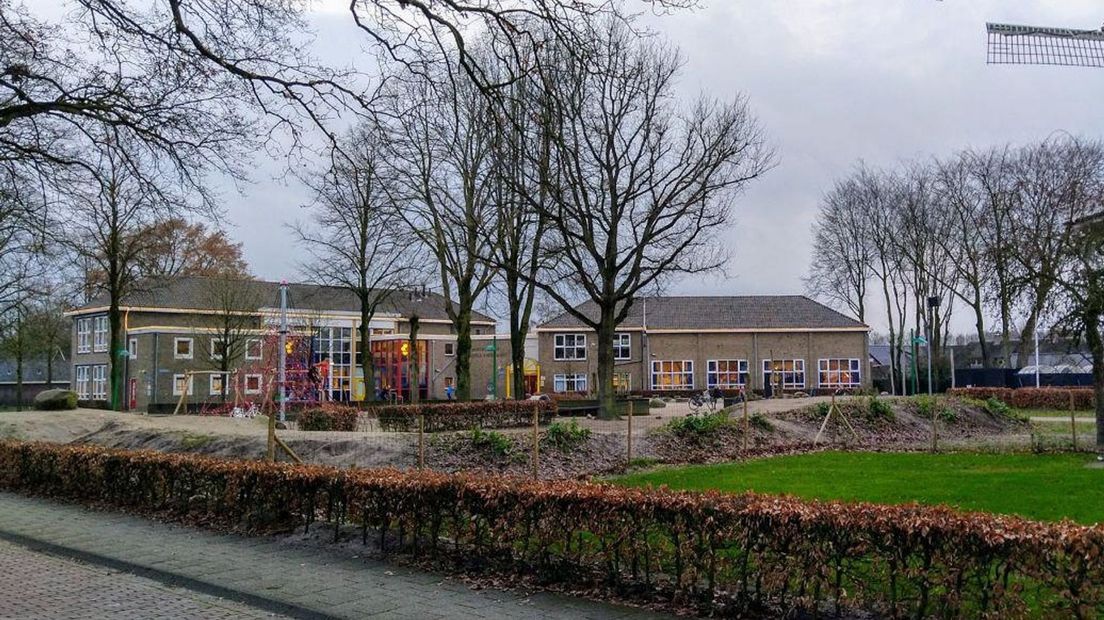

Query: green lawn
[616,452,1104,524]
[1020,408,1093,418]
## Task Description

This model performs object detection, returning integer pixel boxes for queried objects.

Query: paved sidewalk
[0,539,283,619]
[0,492,672,620]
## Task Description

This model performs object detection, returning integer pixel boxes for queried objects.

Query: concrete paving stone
[0,491,678,619]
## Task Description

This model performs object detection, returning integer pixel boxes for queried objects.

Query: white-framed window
[444,342,455,356]
[245,338,263,360]
[818,358,862,388]
[244,374,263,395]
[91,365,107,400]
[76,319,92,354]
[209,373,228,396]
[74,366,90,399]
[553,333,587,360]
[763,359,805,390]
[92,316,109,352]
[553,373,587,393]
[174,337,193,360]
[613,333,631,360]
[172,374,194,396]
[613,372,631,393]
[651,360,694,390]
[127,337,138,360]
[707,359,748,389]
[210,337,225,360]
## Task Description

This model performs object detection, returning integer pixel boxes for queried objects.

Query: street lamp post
[484,341,497,399]
[1034,328,1041,388]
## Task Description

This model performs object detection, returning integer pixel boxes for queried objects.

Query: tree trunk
[1015,310,1039,372]
[508,280,528,399]
[360,306,375,401]
[595,309,617,419]
[109,297,124,411]
[454,305,473,401]
[1085,308,1104,453]
[14,318,24,412]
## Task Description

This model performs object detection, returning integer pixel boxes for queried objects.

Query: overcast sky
[222,1,1104,332]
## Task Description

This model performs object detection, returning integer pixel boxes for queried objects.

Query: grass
[1021,408,1094,418]
[615,451,1104,524]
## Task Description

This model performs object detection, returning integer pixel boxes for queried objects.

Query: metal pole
[950,347,956,389]
[1034,329,1041,388]
[742,388,749,451]
[492,340,498,400]
[278,281,288,423]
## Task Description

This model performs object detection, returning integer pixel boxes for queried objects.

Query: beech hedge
[948,387,1095,410]
[297,406,359,432]
[367,401,556,432]
[2,441,1103,618]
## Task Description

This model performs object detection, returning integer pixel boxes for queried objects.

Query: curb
[0,529,339,620]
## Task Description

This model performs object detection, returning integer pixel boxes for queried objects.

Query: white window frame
[243,373,263,395]
[128,337,138,360]
[174,337,194,360]
[613,333,631,360]
[707,359,749,389]
[444,342,455,356]
[76,319,92,354]
[650,360,695,391]
[763,359,806,390]
[818,358,862,388]
[245,338,263,361]
[91,365,107,400]
[172,374,194,397]
[552,373,587,393]
[92,316,109,353]
[209,373,228,396]
[553,333,587,361]
[209,337,225,360]
[75,366,91,399]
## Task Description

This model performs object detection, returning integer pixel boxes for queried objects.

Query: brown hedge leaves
[1,441,1101,618]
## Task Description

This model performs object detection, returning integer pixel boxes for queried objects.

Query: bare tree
[804,174,873,322]
[62,133,206,410]
[293,124,419,402]
[197,277,266,403]
[387,71,498,401]
[531,21,772,416]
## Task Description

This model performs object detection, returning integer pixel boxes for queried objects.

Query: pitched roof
[73,276,495,324]
[538,296,867,331]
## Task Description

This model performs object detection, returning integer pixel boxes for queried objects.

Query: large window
[76,319,92,354]
[92,316,108,352]
[313,327,353,400]
[651,360,694,390]
[75,366,90,398]
[553,333,587,360]
[613,333,631,360]
[818,358,862,388]
[91,365,107,400]
[553,373,588,393]
[707,360,748,389]
[763,359,805,390]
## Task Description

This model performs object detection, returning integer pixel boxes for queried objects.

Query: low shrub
[665,412,729,436]
[542,420,591,450]
[33,389,77,411]
[867,396,895,422]
[3,441,1103,618]
[297,406,358,432]
[984,396,1012,418]
[648,399,667,409]
[749,413,773,432]
[465,428,513,457]
[371,401,556,432]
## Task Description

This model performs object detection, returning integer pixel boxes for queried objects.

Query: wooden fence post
[418,414,425,469]
[626,400,633,467]
[532,403,540,480]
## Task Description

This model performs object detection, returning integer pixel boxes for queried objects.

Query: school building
[536,296,870,394]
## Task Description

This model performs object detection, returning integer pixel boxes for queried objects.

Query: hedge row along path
[2,441,1103,618]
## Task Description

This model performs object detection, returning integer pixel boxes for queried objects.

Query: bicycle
[687,390,719,415]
